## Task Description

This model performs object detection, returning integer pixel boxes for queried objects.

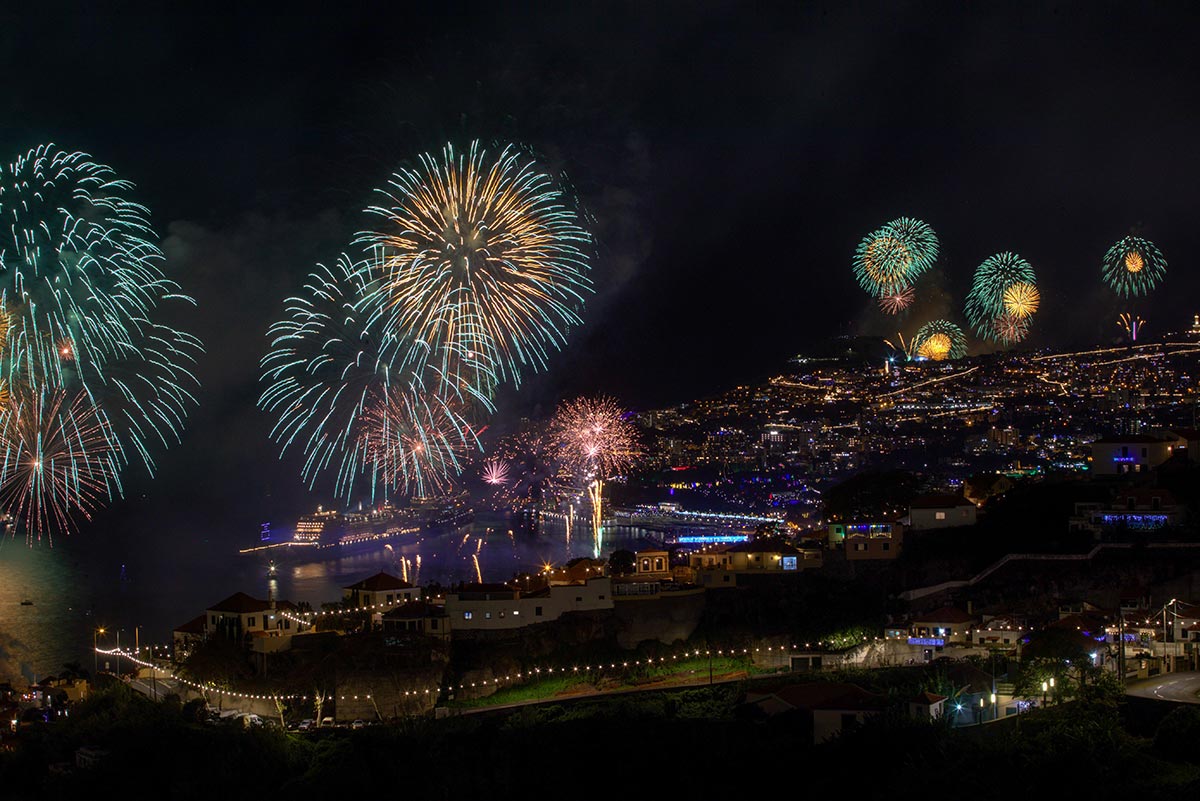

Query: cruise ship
[240,494,474,559]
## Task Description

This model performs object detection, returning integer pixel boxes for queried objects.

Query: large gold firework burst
[1124,250,1145,273]
[1002,282,1040,319]
[916,333,952,361]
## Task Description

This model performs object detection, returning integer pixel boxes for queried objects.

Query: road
[1126,672,1200,704]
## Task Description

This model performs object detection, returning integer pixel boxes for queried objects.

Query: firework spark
[356,384,479,498]
[260,257,481,500]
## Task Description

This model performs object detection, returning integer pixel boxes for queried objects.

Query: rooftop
[344,572,413,592]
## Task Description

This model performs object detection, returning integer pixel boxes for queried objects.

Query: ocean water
[0,513,672,684]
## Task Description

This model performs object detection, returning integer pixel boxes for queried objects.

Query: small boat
[20,600,33,606]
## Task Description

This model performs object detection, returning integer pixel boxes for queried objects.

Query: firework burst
[912,319,968,361]
[0,386,123,542]
[965,252,1037,342]
[852,217,938,297]
[356,141,594,410]
[481,458,510,486]
[356,385,478,498]
[1102,236,1166,298]
[878,285,916,315]
[1002,282,1040,319]
[991,313,1030,345]
[259,256,481,500]
[0,145,201,541]
[550,396,639,556]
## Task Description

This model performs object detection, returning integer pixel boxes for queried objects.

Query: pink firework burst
[992,313,1029,345]
[550,396,640,480]
[878,286,915,314]
[482,459,510,486]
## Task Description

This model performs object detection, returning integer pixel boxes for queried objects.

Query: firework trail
[1118,313,1146,343]
[550,396,639,556]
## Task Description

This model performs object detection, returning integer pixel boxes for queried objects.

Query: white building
[908,494,977,531]
[1089,435,1177,475]
[445,577,613,632]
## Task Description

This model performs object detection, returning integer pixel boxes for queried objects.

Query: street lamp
[114,629,123,678]
[92,627,105,679]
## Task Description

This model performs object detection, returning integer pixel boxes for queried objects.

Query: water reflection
[0,509,731,680]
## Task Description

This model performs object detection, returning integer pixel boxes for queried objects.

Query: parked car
[232,713,263,728]
[320,716,335,728]
[351,719,365,729]
[297,719,313,731]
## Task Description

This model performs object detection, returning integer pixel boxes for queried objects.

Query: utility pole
[1163,604,1170,674]
[1117,612,1125,683]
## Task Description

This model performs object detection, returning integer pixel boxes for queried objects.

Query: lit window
[512,610,519,616]
[463,611,473,620]
[485,612,492,620]
[935,511,947,520]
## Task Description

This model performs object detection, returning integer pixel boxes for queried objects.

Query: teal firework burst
[964,252,1036,340]
[0,145,201,540]
[258,256,479,501]
[852,217,939,297]
[1102,236,1166,298]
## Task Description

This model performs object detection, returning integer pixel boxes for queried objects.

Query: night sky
[4,2,1200,533]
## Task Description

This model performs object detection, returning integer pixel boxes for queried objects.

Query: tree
[607,550,636,576]
[178,637,254,706]
[1013,627,1100,701]
[1154,706,1200,762]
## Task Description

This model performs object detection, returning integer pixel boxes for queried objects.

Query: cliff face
[613,591,706,648]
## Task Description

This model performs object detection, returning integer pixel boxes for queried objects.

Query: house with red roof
[745,682,888,743]
[342,572,421,609]
[910,606,976,644]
